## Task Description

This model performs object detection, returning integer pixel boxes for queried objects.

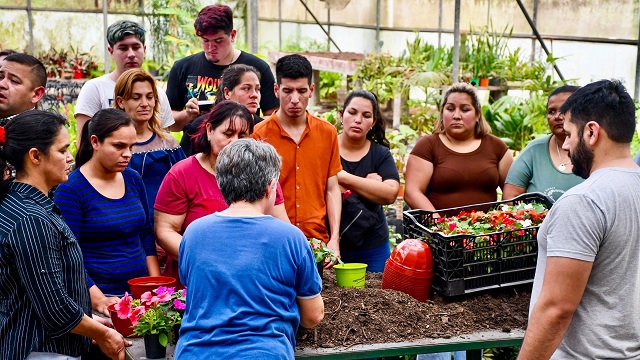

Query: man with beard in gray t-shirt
[518,79,640,359]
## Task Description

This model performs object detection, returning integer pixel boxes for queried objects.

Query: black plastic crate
[403,193,554,296]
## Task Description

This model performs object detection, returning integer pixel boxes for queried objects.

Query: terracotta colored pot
[108,304,138,338]
[128,276,176,299]
[479,78,490,87]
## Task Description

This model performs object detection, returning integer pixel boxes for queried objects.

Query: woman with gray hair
[175,138,324,359]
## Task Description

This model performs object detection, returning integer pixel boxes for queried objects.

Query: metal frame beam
[515,0,565,82]
[297,0,342,52]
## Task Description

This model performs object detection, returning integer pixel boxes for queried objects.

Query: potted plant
[114,286,186,359]
[38,48,68,78]
[309,238,341,279]
[68,47,99,79]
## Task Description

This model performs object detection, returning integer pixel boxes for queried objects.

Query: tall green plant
[468,23,512,78]
[482,95,547,151]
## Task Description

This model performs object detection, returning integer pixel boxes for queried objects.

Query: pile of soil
[296,272,531,349]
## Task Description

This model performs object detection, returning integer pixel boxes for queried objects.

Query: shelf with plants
[38,47,100,80]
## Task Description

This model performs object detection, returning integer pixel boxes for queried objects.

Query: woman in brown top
[405,83,513,213]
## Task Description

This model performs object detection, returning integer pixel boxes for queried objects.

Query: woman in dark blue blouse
[55,109,160,310]
[113,68,185,222]
[0,111,129,360]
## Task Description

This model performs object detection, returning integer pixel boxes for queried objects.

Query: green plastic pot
[334,263,367,288]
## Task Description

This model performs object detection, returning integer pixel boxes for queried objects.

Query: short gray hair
[216,138,281,205]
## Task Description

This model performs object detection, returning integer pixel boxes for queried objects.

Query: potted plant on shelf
[68,47,99,79]
[38,48,68,79]
[309,237,341,279]
[114,286,186,359]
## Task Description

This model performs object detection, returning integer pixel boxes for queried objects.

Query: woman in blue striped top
[0,110,129,360]
[55,109,160,314]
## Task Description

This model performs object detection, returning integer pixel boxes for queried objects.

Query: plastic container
[403,192,553,296]
[334,263,367,288]
[382,239,433,302]
[108,303,138,338]
[128,276,176,299]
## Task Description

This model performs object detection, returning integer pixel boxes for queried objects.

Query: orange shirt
[252,111,342,242]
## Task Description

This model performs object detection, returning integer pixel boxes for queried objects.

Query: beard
[569,136,594,179]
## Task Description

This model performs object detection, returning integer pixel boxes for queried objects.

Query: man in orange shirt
[252,54,342,261]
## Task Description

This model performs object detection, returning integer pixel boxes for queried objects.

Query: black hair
[193,100,254,155]
[76,108,134,168]
[342,90,389,148]
[275,54,312,85]
[0,110,66,201]
[559,79,635,143]
[0,49,17,58]
[4,53,47,88]
[106,20,146,47]
[215,64,261,105]
[549,85,580,99]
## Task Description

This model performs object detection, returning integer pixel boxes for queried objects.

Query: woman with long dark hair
[55,108,159,309]
[155,100,289,282]
[337,90,400,272]
[0,110,129,360]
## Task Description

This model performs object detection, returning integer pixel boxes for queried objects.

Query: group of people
[1,2,639,360]
[0,4,396,360]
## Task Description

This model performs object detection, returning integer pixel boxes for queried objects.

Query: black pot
[171,323,181,345]
[316,261,324,280]
[144,333,167,359]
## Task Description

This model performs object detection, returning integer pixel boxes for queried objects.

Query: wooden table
[126,329,524,360]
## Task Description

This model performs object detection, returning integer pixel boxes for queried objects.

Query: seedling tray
[403,193,554,296]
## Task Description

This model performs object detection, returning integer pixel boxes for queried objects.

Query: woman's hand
[89,285,119,316]
[93,296,119,317]
[93,327,132,360]
[365,173,383,182]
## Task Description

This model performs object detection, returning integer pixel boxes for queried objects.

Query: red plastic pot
[382,239,434,302]
[108,304,138,338]
[73,69,83,79]
[128,276,176,299]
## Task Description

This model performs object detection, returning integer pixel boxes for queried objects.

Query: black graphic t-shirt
[166,51,279,116]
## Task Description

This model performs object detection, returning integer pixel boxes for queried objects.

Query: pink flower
[141,291,159,306]
[156,291,172,303]
[448,222,457,232]
[129,306,146,326]
[182,288,187,298]
[155,286,167,295]
[114,292,132,319]
[173,299,186,310]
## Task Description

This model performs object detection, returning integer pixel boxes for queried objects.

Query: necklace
[555,136,568,171]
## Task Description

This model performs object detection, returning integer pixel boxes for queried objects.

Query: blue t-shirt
[176,214,322,359]
[54,168,156,295]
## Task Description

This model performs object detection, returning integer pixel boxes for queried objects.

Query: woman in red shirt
[154,101,288,281]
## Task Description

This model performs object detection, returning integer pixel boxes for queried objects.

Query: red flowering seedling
[404,193,553,296]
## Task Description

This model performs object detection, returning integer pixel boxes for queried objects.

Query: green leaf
[159,332,168,347]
